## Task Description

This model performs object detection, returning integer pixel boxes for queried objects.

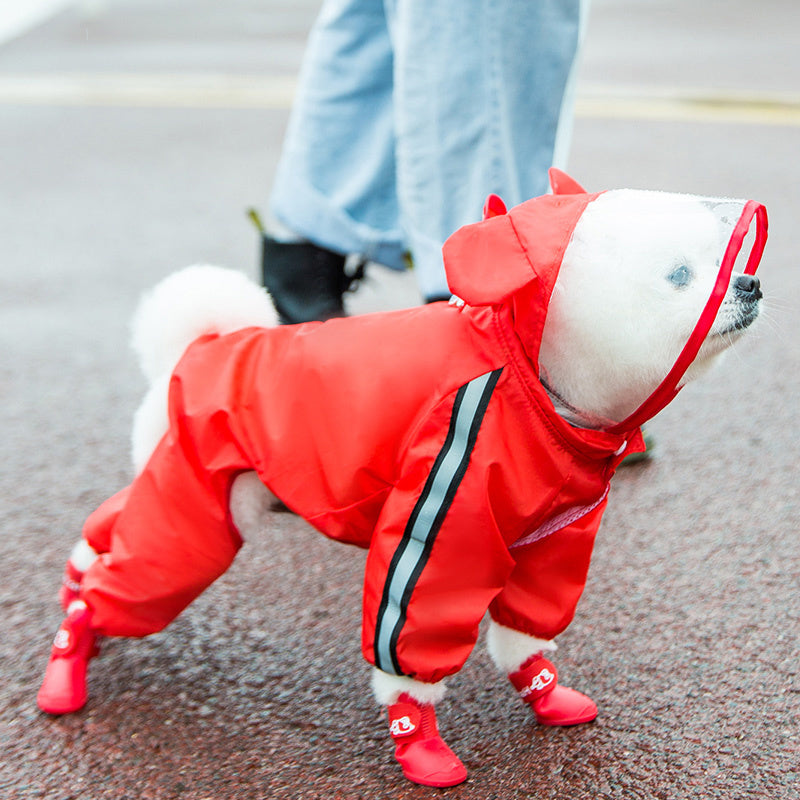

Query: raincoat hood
[442,169,768,434]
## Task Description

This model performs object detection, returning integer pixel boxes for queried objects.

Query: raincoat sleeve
[361,369,516,685]
[488,501,606,642]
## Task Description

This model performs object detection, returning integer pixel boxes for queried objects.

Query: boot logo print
[53,629,72,651]
[520,667,555,698]
[390,715,417,736]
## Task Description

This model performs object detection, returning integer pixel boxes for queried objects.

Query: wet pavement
[1,1,798,797]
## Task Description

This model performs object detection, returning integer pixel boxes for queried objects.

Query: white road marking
[0,73,799,127]
[0,73,298,109]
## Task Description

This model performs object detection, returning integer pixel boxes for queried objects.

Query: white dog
[38,176,766,788]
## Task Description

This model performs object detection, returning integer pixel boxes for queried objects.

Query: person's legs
[267,0,590,312]
[270,0,405,269]
[389,0,588,299]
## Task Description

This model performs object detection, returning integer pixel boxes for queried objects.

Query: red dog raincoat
[78,172,767,685]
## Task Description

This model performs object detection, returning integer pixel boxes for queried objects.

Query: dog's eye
[668,265,693,288]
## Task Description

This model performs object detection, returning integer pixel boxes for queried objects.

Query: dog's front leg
[487,620,597,726]
[486,506,607,727]
[371,669,466,787]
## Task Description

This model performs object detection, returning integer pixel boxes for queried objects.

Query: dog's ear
[549,168,586,195]
[482,194,508,219]
[445,190,600,307]
[443,208,535,305]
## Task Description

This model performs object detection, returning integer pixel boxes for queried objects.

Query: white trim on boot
[66,598,89,615]
[371,668,448,706]
[486,620,557,674]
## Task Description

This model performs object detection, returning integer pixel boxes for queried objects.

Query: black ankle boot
[260,235,363,325]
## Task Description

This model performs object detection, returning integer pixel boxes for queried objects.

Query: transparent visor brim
[702,198,765,276]
[607,199,767,434]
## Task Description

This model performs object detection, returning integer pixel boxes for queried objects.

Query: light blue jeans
[271,0,589,300]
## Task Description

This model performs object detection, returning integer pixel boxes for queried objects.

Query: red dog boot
[509,654,597,726]
[387,693,467,787]
[37,602,100,715]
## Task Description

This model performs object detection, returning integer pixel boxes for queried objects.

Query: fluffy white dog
[38,177,766,788]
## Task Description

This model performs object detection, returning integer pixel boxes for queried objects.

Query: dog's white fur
[485,623,558,673]
[540,191,758,427]
[76,191,760,707]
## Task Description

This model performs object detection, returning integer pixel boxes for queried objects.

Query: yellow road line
[1,73,799,126]
[576,85,800,126]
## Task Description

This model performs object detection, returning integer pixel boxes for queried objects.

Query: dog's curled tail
[131,264,277,384]
[129,264,277,473]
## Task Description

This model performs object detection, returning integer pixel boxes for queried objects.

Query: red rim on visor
[607,199,768,434]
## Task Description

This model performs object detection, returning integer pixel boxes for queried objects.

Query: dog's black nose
[734,274,762,300]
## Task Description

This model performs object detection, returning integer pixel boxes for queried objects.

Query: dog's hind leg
[39,487,131,714]
[38,427,246,715]
[40,375,166,712]
[40,486,135,713]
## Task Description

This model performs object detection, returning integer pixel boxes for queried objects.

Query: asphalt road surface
[1,1,798,798]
